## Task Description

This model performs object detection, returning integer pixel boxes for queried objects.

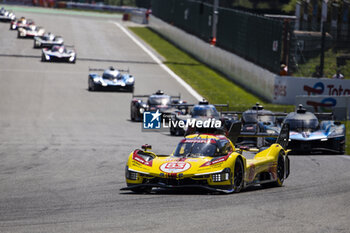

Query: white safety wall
[149,16,276,102]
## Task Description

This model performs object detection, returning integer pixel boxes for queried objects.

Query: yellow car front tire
[232,158,244,193]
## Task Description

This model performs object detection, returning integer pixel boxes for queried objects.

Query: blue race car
[284,105,345,154]
[88,67,135,92]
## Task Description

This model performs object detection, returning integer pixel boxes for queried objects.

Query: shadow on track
[0,53,158,64]
[78,57,158,65]
[0,54,40,59]
[119,185,274,195]
[0,54,200,66]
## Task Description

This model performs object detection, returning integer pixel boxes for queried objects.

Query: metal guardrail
[151,0,283,74]
[59,2,148,24]
[64,2,139,13]
[1,0,33,5]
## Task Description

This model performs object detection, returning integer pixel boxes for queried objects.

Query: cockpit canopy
[102,69,121,80]
[148,95,171,106]
[242,109,275,124]
[284,111,319,131]
[191,104,219,118]
[52,46,66,53]
[173,136,232,157]
[24,25,36,31]
[43,33,55,41]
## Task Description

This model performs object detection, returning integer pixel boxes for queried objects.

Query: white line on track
[113,22,203,101]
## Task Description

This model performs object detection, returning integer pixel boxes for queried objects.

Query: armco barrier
[57,2,147,24]
[64,2,136,13]
[1,0,33,5]
[151,0,282,74]
[149,15,276,102]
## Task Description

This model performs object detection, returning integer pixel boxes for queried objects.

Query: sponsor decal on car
[160,162,191,173]
[200,155,230,167]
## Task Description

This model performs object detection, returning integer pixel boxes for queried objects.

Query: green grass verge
[129,27,293,112]
[129,26,349,154]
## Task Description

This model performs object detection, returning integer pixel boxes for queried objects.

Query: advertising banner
[295,95,350,120]
[32,0,55,7]
[273,76,350,105]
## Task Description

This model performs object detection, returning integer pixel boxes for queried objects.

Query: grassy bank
[129,27,293,112]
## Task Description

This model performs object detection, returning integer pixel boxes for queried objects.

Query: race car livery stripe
[128,167,150,175]
[195,169,225,176]
[200,154,230,167]
[132,150,153,167]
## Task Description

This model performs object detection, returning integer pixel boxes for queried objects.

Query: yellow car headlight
[212,168,230,182]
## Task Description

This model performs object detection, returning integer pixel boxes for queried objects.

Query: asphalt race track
[1,7,350,233]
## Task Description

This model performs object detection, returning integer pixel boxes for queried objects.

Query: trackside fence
[151,0,283,74]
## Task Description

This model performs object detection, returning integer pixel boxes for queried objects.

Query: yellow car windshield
[173,139,219,157]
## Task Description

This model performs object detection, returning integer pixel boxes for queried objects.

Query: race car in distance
[41,45,76,63]
[10,17,34,30]
[130,90,188,122]
[284,105,345,154]
[121,122,290,194]
[88,67,135,92]
[169,100,234,136]
[236,103,286,147]
[33,32,64,48]
[17,25,45,38]
[0,8,16,22]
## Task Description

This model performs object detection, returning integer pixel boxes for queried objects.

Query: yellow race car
[121,123,290,194]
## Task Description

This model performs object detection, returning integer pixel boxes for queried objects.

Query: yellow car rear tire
[232,158,244,193]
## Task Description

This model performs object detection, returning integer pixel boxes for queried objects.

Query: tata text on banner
[273,76,350,104]
[295,95,350,120]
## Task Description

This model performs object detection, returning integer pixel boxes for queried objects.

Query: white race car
[34,32,64,48]
[18,25,45,38]
[88,67,135,92]
[10,17,33,30]
[0,8,16,22]
[41,45,76,63]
